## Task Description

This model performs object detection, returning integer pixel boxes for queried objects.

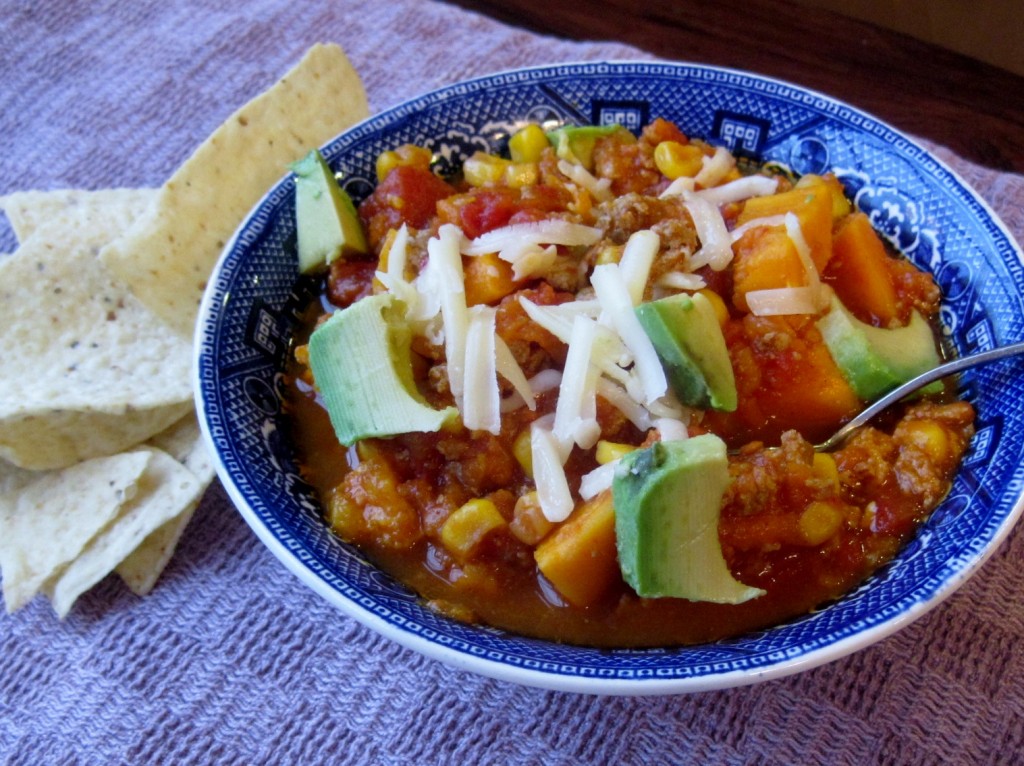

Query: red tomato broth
[284,122,975,648]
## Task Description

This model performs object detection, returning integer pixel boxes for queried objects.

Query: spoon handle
[816,340,1024,452]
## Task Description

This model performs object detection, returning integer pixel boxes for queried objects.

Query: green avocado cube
[290,149,368,275]
[612,434,764,603]
[635,292,737,412]
[816,291,941,401]
[308,293,458,446]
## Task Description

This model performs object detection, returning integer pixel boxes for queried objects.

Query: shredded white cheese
[684,195,733,272]
[617,229,660,305]
[595,377,652,431]
[659,176,696,198]
[510,246,559,281]
[529,368,564,395]
[518,298,633,389]
[464,220,603,256]
[517,297,600,344]
[462,305,500,433]
[785,212,819,287]
[494,335,535,411]
[694,146,735,188]
[729,214,788,244]
[553,315,602,451]
[463,220,602,281]
[499,368,562,413]
[647,393,689,421]
[557,158,614,202]
[531,416,575,522]
[427,224,469,406]
[654,417,689,442]
[386,223,410,283]
[694,175,779,206]
[591,263,667,405]
[578,460,618,501]
[655,271,707,291]
[376,224,429,320]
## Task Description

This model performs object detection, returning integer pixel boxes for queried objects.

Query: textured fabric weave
[2,1,1024,764]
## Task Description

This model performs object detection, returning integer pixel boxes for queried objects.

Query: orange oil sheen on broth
[283,119,974,648]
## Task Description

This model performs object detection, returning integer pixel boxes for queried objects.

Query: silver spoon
[814,340,1024,452]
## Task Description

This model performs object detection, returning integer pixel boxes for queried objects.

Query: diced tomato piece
[358,165,457,248]
[437,185,572,240]
[326,259,377,308]
[439,188,520,239]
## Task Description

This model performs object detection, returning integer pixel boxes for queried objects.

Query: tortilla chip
[0,458,39,497]
[115,501,199,597]
[0,189,155,245]
[45,448,204,618]
[0,450,151,612]
[143,411,215,483]
[0,188,193,470]
[115,414,215,595]
[100,42,370,337]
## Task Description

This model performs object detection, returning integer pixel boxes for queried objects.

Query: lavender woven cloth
[3,1,1024,763]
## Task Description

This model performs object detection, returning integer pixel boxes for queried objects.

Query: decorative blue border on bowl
[195,61,1024,694]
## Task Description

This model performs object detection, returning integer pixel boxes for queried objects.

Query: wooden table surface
[444,0,1024,175]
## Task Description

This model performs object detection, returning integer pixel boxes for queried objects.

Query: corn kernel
[654,140,705,180]
[595,244,624,265]
[811,452,840,492]
[509,123,549,163]
[799,501,843,545]
[463,151,509,186]
[441,498,507,562]
[504,161,539,188]
[375,143,433,182]
[513,428,533,477]
[509,491,554,546]
[697,288,729,326]
[596,440,636,465]
[900,420,951,464]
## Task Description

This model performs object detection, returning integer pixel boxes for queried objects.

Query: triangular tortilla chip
[143,412,215,483]
[115,414,215,595]
[0,450,151,612]
[99,42,370,337]
[45,448,204,617]
[0,189,155,245]
[115,501,199,597]
[0,458,39,496]
[0,188,192,470]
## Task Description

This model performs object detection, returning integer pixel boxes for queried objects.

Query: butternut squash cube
[534,491,619,608]
[823,212,900,325]
[732,181,834,312]
[464,252,518,306]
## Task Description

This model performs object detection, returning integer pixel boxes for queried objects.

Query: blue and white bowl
[195,62,1024,694]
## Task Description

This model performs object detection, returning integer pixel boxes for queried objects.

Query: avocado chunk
[545,124,631,171]
[635,292,737,412]
[308,293,459,446]
[816,291,941,401]
[612,434,765,603]
[291,149,368,274]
